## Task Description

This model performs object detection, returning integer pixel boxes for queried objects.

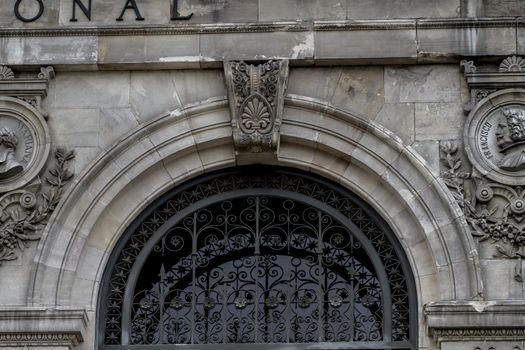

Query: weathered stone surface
[418,26,517,61]
[346,0,460,19]
[259,0,346,21]
[0,0,59,27]
[179,0,258,23]
[476,0,525,16]
[99,35,200,68]
[374,102,415,144]
[411,141,440,174]
[48,108,100,148]
[385,65,461,103]
[200,31,314,64]
[287,67,343,102]
[53,72,130,108]
[99,108,140,150]
[315,27,417,64]
[0,265,32,305]
[415,103,464,141]
[330,66,385,119]
[481,259,523,299]
[516,19,525,56]
[3,36,98,66]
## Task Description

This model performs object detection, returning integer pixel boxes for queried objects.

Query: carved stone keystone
[224,60,289,158]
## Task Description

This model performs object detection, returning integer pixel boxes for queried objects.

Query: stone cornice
[0,307,88,348]
[0,17,520,37]
[426,301,525,343]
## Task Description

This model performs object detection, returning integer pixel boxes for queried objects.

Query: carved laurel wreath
[441,142,525,280]
[0,148,75,263]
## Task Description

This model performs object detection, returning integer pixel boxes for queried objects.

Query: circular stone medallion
[0,97,51,192]
[465,89,525,185]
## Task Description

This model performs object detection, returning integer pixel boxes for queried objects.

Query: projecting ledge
[0,307,88,349]
[425,300,525,343]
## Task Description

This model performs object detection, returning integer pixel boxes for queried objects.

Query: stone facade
[1,1,525,350]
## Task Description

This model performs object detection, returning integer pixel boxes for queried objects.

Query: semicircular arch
[28,94,481,318]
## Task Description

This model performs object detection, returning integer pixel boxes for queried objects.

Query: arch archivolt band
[28,94,482,344]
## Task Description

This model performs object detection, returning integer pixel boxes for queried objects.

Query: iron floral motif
[441,141,525,281]
[225,60,289,154]
[0,148,74,263]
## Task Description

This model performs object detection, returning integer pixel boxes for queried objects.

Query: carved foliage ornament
[0,148,74,263]
[225,60,289,154]
[444,88,525,280]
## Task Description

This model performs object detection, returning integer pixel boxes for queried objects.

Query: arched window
[99,167,417,350]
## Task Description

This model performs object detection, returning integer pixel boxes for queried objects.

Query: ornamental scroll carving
[224,60,289,155]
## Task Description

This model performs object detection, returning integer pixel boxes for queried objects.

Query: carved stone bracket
[0,307,87,348]
[461,56,525,112]
[0,65,55,117]
[224,60,289,160]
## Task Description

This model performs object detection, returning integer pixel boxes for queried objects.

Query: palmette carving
[0,148,74,263]
[225,60,289,154]
[0,66,14,80]
[500,56,525,72]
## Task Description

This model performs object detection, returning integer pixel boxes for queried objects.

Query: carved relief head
[496,107,525,150]
[0,127,23,179]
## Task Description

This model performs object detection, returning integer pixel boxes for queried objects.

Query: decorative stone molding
[461,57,525,112]
[0,307,87,348]
[426,301,525,345]
[224,60,289,158]
[0,65,55,117]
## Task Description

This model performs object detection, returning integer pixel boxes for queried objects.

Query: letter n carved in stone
[224,60,289,157]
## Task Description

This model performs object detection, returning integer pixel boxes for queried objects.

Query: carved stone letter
[224,60,289,157]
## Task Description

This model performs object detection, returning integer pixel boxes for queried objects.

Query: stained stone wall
[2,1,525,350]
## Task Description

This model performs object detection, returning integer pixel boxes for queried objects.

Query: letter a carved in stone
[224,60,289,158]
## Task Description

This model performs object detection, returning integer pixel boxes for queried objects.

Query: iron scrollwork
[101,168,414,348]
[130,197,382,344]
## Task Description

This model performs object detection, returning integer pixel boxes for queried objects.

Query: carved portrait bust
[464,89,525,185]
[496,107,525,171]
[0,97,51,192]
[0,127,23,179]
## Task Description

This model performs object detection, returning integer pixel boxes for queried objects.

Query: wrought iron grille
[99,167,416,349]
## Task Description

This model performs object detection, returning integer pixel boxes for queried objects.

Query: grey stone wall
[2,1,525,350]
[2,0,525,28]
